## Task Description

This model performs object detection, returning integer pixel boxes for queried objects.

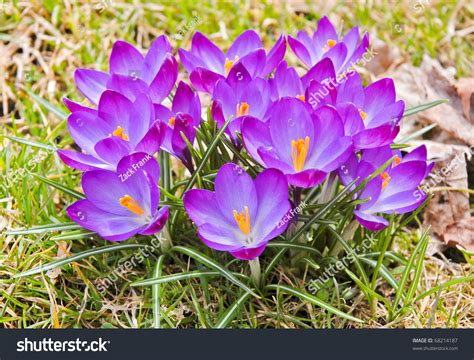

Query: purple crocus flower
[59,91,165,171]
[67,153,168,241]
[289,16,369,74]
[154,81,201,171]
[183,163,291,260]
[242,98,353,188]
[211,63,271,140]
[67,36,178,107]
[329,72,405,149]
[338,145,433,231]
[179,30,286,94]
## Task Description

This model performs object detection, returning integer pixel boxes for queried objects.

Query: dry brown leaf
[392,55,474,147]
[415,141,474,252]
[46,240,69,282]
[456,77,474,123]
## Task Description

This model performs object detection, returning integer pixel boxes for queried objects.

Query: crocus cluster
[61,16,432,261]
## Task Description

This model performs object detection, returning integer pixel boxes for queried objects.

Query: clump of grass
[0,0,472,329]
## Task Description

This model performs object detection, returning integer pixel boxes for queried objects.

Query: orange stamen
[233,206,251,235]
[393,155,401,166]
[296,94,305,102]
[236,102,249,117]
[359,109,367,121]
[112,126,129,141]
[380,172,391,191]
[168,117,175,127]
[119,195,144,216]
[225,55,239,76]
[291,136,310,172]
[323,39,337,52]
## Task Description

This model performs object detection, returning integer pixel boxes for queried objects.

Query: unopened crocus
[288,16,369,74]
[154,81,201,171]
[59,91,165,171]
[211,63,271,140]
[183,163,291,260]
[68,36,178,107]
[67,153,169,241]
[242,98,353,188]
[179,30,286,93]
[338,145,433,231]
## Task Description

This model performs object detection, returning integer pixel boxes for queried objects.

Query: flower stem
[249,258,261,287]
[158,226,173,252]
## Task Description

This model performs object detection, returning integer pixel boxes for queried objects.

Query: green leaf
[6,222,81,235]
[215,291,252,328]
[171,246,258,298]
[402,99,448,117]
[267,242,322,256]
[397,123,438,144]
[266,284,363,323]
[132,270,224,287]
[32,173,85,199]
[152,255,165,329]
[5,136,56,152]
[27,90,68,120]
[15,244,147,278]
[50,230,96,241]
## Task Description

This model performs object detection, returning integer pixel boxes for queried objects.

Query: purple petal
[288,35,312,68]
[128,94,155,145]
[191,32,225,74]
[237,49,266,78]
[117,152,160,185]
[109,40,144,76]
[242,116,272,164]
[172,81,201,124]
[183,189,232,228]
[58,149,109,171]
[106,74,148,102]
[178,48,205,73]
[230,243,267,260]
[261,34,287,77]
[142,35,172,84]
[148,54,178,103]
[139,206,169,235]
[189,67,224,94]
[67,111,112,155]
[354,210,388,231]
[98,90,133,131]
[135,121,166,155]
[214,163,258,224]
[226,30,262,59]
[363,78,396,119]
[198,223,242,251]
[353,124,399,149]
[67,199,143,241]
[287,169,327,188]
[63,97,97,114]
[74,69,109,105]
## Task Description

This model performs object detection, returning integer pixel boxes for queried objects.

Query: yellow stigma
[323,38,337,52]
[393,155,401,166]
[236,102,249,117]
[233,206,251,235]
[112,126,129,141]
[168,116,175,127]
[296,94,305,102]
[225,55,239,76]
[380,172,391,191]
[291,136,310,172]
[359,109,367,121]
[119,195,144,216]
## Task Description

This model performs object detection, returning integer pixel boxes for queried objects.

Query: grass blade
[402,99,448,117]
[215,291,252,328]
[266,284,363,323]
[152,255,165,328]
[15,244,147,278]
[6,222,81,235]
[132,270,223,287]
[32,173,85,199]
[5,136,56,152]
[171,246,258,298]
[27,90,68,120]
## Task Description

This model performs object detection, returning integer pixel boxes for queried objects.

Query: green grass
[0,0,473,329]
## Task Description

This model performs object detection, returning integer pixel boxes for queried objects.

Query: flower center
[393,155,401,166]
[323,39,337,52]
[225,55,239,76]
[119,194,144,215]
[296,94,305,102]
[358,109,367,121]
[233,206,251,235]
[168,116,175,127]
[236,102,249,117]
[380,172,391,191]
[112,126,129,141]
[291,136,310,172]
